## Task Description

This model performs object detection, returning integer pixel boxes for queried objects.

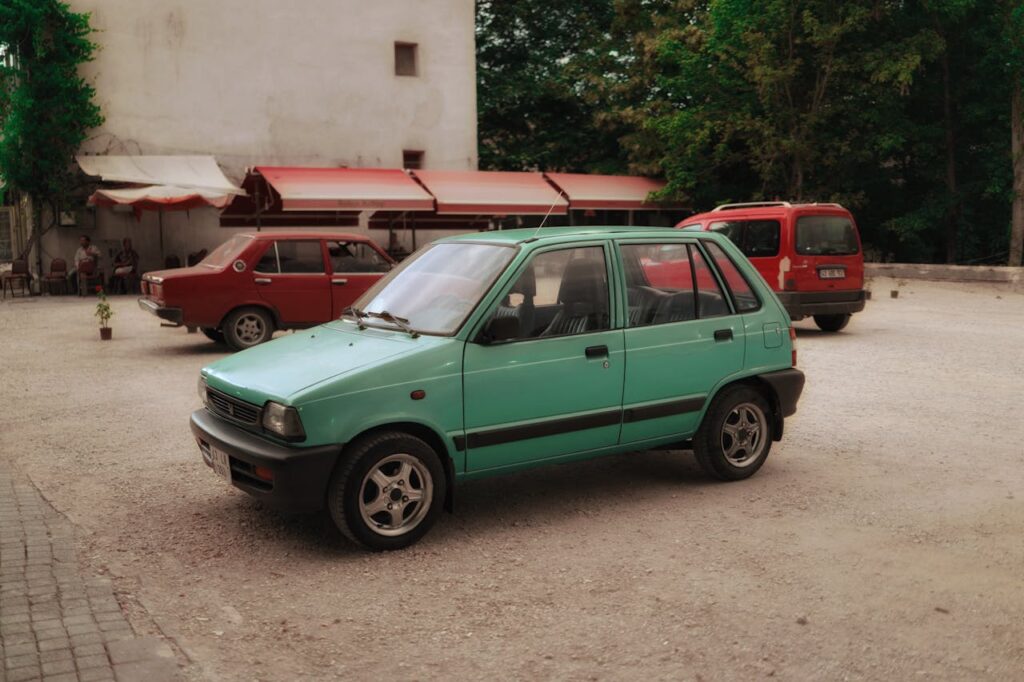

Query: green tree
[476,0,627,172]
[0,0,102,265]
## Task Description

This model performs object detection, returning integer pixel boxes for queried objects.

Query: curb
[865,263,1023,289]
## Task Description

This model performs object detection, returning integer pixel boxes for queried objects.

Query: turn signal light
[253,466,275,482]
[790,326,798,366]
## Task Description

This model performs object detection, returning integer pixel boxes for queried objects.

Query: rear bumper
[776,290,866,320]
[190,409,340,512]
[758,368,805,418]
[138,297,183,325]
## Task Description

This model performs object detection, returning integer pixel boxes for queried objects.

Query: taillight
[789,326,797,366]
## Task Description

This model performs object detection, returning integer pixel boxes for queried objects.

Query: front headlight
[197,376,207,405]
[261,401,305,441]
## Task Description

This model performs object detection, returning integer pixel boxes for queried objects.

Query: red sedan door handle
[331,278,348,286]
[254,278,271,285]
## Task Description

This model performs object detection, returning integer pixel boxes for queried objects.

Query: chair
[42,258,69,295]
[164,255,181,269]
[1,260,31,299]
[77,259,105,296]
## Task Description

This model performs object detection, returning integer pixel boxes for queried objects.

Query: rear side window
[795,216,859,255]
[703,241,760,312]
[690,247,731,318]
[709,220,780,258]
[255,241,325,274]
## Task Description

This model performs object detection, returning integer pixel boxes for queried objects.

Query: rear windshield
[200,235,252,268]
[709,220,780,258]
[795,216,859,255]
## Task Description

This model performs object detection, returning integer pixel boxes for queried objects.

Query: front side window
[328,241,391,273]
[709,220,781,258]
[795,215,860,255]
[353,242,515,335]
[484,246,610,340]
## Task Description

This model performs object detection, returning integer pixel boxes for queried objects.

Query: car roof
[240,231,373,241]
[437,226,708,246]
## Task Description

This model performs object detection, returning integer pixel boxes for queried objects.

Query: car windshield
[350,242,516,335]
[795,216,860,255]
[200,235,252,268]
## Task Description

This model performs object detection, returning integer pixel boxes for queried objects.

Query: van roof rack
[711,201,791,212]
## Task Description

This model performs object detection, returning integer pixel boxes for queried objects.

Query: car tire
[813,313,851,332]
[693,385,773,481]
[200,327,225,344]
[222,307,274,351]
[327,431,446,551]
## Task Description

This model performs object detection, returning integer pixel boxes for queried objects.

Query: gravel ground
[1,278,1022,681]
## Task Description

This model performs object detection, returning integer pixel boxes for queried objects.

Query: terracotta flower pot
[100,327,112,340]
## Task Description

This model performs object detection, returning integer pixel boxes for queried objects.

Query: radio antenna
[530,193,564,239]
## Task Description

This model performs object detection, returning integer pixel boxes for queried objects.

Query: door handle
[331,279,348,286]
[254,278,271,285]
[585,345,609,359]
[714,329,733,342]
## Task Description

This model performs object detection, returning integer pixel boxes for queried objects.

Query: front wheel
[813,313,851,332]
[222,307,274,351]
[693,385,773,481]
[327,431,445,551]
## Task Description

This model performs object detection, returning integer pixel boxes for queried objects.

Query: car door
[462,243,625,473]
[617,239,745,445]
[326,239,394,318]
[253,239,332,325]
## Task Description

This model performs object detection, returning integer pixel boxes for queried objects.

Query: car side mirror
[478,315,519,344]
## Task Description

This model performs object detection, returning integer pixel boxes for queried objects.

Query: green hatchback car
[192,227,804,550]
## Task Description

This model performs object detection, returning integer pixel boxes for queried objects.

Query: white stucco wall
[41,0,477,275]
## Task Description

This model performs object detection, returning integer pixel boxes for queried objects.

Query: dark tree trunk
[1011,79,1024,266]
[940,49,960,264]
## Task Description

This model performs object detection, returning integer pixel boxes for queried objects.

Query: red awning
[87,186,233,211]
[256,167,435,212]
[411,170,568,215]
[544,173,667,210]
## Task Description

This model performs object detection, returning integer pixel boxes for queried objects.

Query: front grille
[206,387,261,425]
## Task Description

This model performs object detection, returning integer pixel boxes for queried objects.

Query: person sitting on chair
[109,238,139,294]
[68,235,101,294]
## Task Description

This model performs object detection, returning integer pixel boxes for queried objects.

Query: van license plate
[211,447,232,482]
[819,268,845,279]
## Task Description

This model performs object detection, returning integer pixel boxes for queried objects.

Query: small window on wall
[394,42,418,76]
[402,150,424,169]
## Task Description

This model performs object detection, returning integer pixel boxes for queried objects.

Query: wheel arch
[332,421,456,513]
[218,303,282,331]
[706,375,785,442]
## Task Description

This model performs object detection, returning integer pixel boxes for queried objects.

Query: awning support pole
[159,210,165,261]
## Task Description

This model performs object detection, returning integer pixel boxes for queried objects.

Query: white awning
[76,155,244,195]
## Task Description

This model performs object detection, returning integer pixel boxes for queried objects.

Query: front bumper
[190,409,339,512]
[775,289,866,320]
[138,297,183,325]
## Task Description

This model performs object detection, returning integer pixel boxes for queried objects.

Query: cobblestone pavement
[0,467,179,682]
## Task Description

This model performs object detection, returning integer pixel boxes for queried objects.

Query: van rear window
[795,216,859,255]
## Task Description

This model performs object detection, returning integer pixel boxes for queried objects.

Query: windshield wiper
[366,310,419,338]
[343,306,368,330]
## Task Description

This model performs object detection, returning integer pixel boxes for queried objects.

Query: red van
[677,202,866,331]
[139,232,395,350]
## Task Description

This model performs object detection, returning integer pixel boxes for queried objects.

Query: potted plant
[95,286,114,339]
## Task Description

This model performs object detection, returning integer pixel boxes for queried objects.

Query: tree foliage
[476,0,1024,263]
[0,0,102,205]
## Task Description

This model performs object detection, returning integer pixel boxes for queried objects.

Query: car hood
[202,321,431,402]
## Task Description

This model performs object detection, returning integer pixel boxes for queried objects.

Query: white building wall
[43,0,477,275]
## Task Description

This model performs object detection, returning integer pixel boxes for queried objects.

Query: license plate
[211,446,232,483]
[819,268,845,279]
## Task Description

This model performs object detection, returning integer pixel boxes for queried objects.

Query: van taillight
[790,326,797,366]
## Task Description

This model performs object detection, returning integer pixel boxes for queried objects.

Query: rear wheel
[693,385,773,481]
[200,327,224,344]
[813,313,851,332]
[327,431,445,551]
[223,307,274,351]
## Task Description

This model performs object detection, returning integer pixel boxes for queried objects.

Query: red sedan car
[139,232,395,350]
